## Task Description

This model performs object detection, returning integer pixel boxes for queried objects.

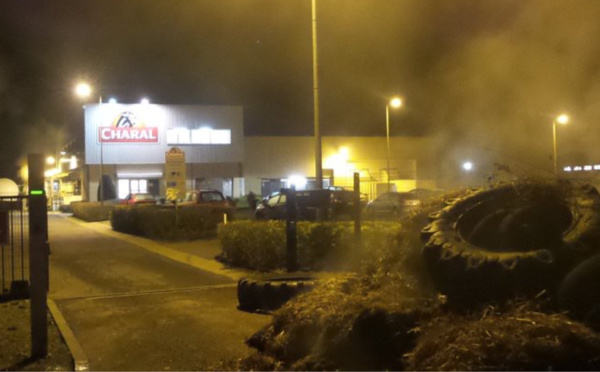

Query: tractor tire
[420,182,600,305]
[237,277,317,312]
[558,253,600,327]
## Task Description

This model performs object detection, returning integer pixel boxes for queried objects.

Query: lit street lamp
[386,97,403,192]
[553,114,569,176]
[75,82,105,205]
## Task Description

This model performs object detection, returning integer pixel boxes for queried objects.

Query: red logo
[99,127,158,142]
[99,111,158,143]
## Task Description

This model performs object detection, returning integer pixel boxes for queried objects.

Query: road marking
[47,298,89,371]
[57,283,238,302]
[63,216,248,281]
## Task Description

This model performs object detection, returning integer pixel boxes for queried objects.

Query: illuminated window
[177,128,191,144]
[191,128,211,144]
[167,128,231,145]
[166,130,178,144]
[211,130,231,144]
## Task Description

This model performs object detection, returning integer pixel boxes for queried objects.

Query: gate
[0,195,29,300]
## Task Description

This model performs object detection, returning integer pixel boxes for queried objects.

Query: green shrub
[218,220,402,271]
[111,204,229,240]
[71,202,115,222]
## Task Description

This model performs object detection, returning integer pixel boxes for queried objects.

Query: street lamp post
[75,82,105,205]
[311,0,323,189]
[386,97,402,192]
[553,114,569,176]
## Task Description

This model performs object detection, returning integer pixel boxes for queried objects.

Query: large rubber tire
[421,183,600,305]
[558,253,600,328]
[237,277,317,312]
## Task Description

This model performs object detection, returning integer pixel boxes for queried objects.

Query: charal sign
[99,111,158,143]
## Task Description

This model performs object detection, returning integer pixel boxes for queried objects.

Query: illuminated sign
[99,111,158,143]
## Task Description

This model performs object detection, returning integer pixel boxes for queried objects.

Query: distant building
[51,104,441,205]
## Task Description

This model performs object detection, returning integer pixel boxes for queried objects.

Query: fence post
[354,172,361,238]
[28,153,49,359]
[285,188,298,272]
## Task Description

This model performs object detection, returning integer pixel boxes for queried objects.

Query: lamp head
[389,97,403,108]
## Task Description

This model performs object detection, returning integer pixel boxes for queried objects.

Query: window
[118,179,148,199]
[167,128,231,145]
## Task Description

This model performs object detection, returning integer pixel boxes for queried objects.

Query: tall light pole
[386,97,403,192]
[75,82,105,205]
[553,113,569,176]
[311,0,322,189]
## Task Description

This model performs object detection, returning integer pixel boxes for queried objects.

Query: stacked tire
[420,182,600,306]
[237,277,317,312]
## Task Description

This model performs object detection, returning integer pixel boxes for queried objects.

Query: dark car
[365,192,421,218]
[255,189,358,221]
[179,189,230,207]
[120,193,157,205]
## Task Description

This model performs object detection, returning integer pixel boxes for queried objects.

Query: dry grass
[407,301,600,371]
[0,300,72,371]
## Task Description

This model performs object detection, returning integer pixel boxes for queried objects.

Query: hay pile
[407,302,600,371]
[242,275,440,371]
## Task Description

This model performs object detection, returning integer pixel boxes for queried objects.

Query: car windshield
[200,192,224,202]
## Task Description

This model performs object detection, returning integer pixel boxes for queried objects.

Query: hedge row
[217,220,402,271]
[111,204,230,240]
[71,202,115,222]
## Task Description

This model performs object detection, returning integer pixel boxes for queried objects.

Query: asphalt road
[48,215,270,371]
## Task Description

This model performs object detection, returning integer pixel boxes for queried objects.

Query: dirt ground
[0,300,73,371]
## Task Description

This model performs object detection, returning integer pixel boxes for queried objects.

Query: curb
[47,298,89,371]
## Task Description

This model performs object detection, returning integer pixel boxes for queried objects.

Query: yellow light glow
[556,114,569,125]
[46,156,56,165]
[75,82,92,98]
[389,97,403,108]
[324,147,355,176]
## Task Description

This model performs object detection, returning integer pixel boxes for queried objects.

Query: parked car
[326,186,369,207]
[255,189,358,221]
[179,189,230,207]
[120,193,157,205]
[365,192,422,218]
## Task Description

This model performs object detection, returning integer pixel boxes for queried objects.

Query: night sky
[2,0,600,180]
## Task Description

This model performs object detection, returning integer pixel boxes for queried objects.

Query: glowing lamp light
[462,161,473,171]
[556,114,569,125]
[287,175,307,190]
[75,82,92,98]
[141,98,150,104]
[389,97,403,108]
[108,97,117,104]
[46,156,56,165]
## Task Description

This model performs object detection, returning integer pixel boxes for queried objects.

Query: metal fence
[0,196,29,300]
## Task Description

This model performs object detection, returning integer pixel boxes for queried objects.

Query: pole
[553,121,558,176]
[386,105,391,192]
[353,172,361,238]
[28,154,49,358]
[99,96,104,205]
[285,188,298,272]
[312,0,323,189]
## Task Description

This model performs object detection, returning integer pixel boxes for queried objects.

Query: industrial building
[48,104,440,205]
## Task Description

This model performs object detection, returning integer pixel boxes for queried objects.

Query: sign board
[99,111,159,143]
[165,147,186,201]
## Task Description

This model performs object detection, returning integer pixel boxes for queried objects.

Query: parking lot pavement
[56,286,270,371]
[48,215,270,370]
